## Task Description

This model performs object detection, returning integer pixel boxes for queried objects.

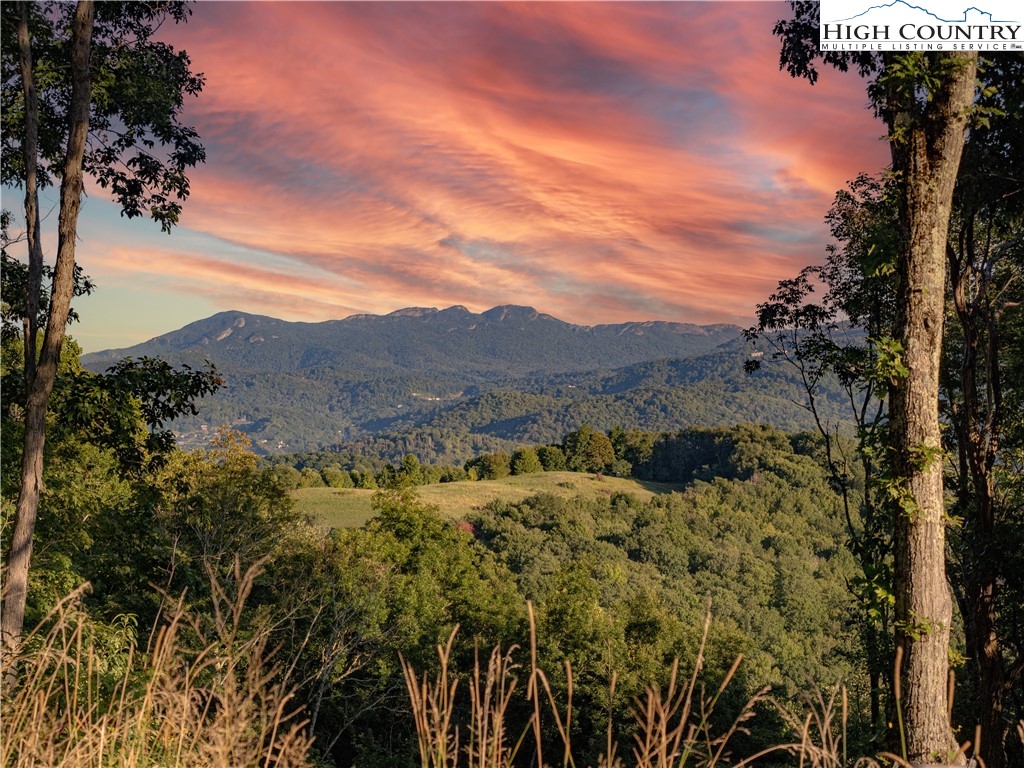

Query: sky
[18,1,892,352]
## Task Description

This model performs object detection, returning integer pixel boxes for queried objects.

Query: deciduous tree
[563,424,615,474]
[1,0,205,652]
[511,446,543,475]
[746,173,899,732]
[883,53,976,766]
[774,5,977,761]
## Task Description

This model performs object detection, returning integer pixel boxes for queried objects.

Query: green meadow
[291,471,685,528]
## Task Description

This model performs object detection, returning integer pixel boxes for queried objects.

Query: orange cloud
[80,1,891,340]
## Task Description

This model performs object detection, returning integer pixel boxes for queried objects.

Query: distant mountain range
[82,305,843,459]
[83,305,739,376]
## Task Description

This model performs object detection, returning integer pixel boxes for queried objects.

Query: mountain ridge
[82,305,744,377]
[79,305,844,457]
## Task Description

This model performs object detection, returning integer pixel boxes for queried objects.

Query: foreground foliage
[2,403,873,766]
[3,299,1021,766]
[0,564,311,768]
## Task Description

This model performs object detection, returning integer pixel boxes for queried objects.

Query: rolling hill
[292,471,686,529]
[81,305,840,458]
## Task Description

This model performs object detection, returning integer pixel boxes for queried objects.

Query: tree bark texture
[2,0,95,656]
[887,51,977,766]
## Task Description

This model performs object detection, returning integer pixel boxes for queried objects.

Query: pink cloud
[98,1,893,332]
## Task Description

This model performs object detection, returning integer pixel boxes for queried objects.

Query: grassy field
[291,471,685,529]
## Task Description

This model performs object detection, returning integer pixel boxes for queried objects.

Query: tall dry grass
[401,604,1011,768]
[737,649,1000,768]
[400,604,768,768]
[0,560,313,767]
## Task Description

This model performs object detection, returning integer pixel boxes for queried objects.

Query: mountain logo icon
[824,1,1018,24]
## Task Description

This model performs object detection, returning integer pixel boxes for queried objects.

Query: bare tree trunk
[887,51,977,766]
[2,0,95,656]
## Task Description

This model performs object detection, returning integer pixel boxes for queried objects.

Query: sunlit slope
[292,471,684,528]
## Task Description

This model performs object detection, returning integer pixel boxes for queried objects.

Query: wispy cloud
[73,1,889,345]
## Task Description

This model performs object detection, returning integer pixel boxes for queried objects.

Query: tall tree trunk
[1,0,95,656]
[16,2,43,381]
[887,51,977,766]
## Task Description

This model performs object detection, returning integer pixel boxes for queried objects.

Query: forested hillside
[330,342,851,464]
[81,305,739,374]
[1,410,868,766]
[82,310,848,456]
